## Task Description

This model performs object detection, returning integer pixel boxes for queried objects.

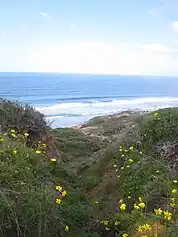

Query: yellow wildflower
[12,149,17,155]
[125,149,128,152]
[0,138,4,142]
[11,129,15,133]
[119,148,123,152]
[140,151,143,154]
[170,197,176,207]
[105,227,110,231]
[137,225,143,232]
[163,210,172,220]
[138,197,142,202]
[143,224,151,231]
[172,188,177,194]
[154,112,158,116]
[134,203,140,210]
[121,166,124,170]
[170,202,176,207]
[120,145,123,148]
[128,159,133,163]
[65,225,69,231]
[113,164,117,168]
[56,186,62,191]
[129,146,134,151]
[173,180,178,184]
[24,133,29,137]
[137,224,151,232]
[126,165,130,168]
[62,190,67,197]
[171,197,175,202]
[56,198,61,205]
[139,202,145,208]
[43,143,47,148]
[103,220,108,225]
[128,196,131,199]
[121,154,125,157]
[115,220,120,225]
[154,208,162,215]
[11,133,16,137]
[50,158,56,162]
[123,233,128,237]
[36,150,41,154]
[119,199,123,203]
[120,203,126,211]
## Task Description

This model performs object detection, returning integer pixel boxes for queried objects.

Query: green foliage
[117,151,169,199]
[80,108,178,236]
[0,133,90,237]
[83,175,102,190]
[52,128,101,160]
[82,116,105,127]
[0,99,47,135]
[2,104,178,237]
[139,108,178,145]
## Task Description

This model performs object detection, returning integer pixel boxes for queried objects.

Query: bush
[0,99,47,137]
[139,108,178,146]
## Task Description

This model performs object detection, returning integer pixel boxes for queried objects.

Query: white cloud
[40,12,52,20]
[142,43,172,53]
[40,12,48,17]
[0,41,178,76]
[172,21,178,32]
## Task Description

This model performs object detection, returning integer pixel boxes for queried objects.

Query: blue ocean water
[1,72,178,128]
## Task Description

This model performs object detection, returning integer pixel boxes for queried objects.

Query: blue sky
[1,0,178,75]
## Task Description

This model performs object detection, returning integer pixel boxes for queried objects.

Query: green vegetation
[0,99,47,142]
[1,99,178,236]
[52,128,101,160]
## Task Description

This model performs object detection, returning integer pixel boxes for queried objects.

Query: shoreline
[49,109,151,129]
[47,105,178,129]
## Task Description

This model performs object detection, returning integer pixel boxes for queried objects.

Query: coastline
[50,109,150,129]
[46,104,178,129]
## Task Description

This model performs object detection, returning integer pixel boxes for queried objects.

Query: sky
[1,0,178,75]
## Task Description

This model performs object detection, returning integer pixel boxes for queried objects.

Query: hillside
[1,99,178,236]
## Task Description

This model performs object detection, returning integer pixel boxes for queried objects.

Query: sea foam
[36,96,178,127]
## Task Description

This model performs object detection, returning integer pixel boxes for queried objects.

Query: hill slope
[1,99,178,236]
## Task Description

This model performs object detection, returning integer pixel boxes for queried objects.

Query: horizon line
[0,72,177,78]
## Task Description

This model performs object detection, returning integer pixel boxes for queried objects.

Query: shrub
[139,108,178,146]
[0,99,47,139]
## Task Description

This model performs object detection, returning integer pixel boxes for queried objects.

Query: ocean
[1,72,178,128]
